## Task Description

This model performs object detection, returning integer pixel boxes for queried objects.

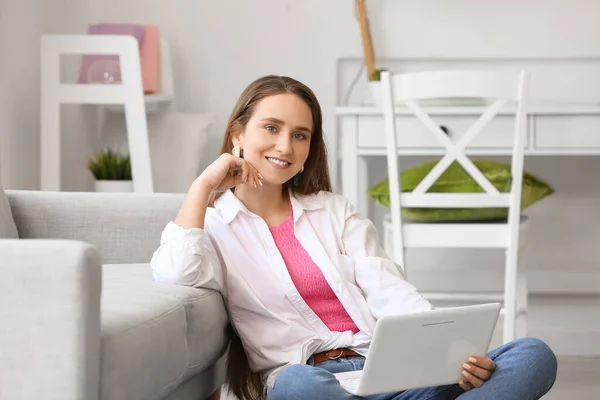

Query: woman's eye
[293,133,307,140]
[265,125,277,132]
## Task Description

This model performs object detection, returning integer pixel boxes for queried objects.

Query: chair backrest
[380,69,530,265]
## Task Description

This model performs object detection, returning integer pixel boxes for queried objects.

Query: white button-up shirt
[150,189,432,385]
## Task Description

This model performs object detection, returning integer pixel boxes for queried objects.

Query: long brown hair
[216,75,332,400]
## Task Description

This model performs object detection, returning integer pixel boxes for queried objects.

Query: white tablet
[335,303,501,396]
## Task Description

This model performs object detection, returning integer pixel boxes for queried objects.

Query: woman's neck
[234,183,290,224]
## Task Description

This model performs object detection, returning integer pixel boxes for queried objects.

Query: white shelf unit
[40,34,175,193]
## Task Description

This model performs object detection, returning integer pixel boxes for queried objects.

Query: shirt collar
[215,189,323,224]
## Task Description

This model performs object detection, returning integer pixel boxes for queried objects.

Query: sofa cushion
[0,183,18,238]
[101,263,229,400]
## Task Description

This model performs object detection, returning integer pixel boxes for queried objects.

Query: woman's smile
[266,156,292,169]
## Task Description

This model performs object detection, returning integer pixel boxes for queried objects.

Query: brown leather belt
[312,348,362,365]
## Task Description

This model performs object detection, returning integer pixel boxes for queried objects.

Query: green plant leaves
[87,149,132,180]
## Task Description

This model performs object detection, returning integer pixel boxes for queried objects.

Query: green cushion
[367,159,554,222]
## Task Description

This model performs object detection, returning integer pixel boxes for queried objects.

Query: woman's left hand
[458,356,496,391]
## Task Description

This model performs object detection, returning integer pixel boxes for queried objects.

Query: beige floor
[543,356,600,400]
[220,356,600,399]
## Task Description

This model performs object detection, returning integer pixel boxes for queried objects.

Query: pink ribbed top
[269,203,359,334]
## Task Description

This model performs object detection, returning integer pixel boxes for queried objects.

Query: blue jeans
[266,338,557,400]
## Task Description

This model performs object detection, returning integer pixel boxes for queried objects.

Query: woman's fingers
[468,356,496,372]
[228,156,244,177]
[462,362,492,382]
[241,163,250,184]
[457,355,495,390]
[458,379,473,391]
[241,161,262,188]
[226,155,262,188]
[229,158,250,184]
[461,367,486,388]
[250,164,263,187]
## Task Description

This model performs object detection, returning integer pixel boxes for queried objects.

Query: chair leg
[515,244,528,338]
[383,224,407,279]
[502,247,518,344]
[515,274,528,338]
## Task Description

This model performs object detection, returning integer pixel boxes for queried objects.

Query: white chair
[379,69,530,344]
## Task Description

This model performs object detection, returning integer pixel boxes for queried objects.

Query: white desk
[336,104,600,215]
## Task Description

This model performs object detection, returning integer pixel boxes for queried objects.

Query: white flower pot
[369,81,383,107]
[94,180,133,193]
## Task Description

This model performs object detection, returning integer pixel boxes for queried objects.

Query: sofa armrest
[0,239,102,400]
[7,190,186,264]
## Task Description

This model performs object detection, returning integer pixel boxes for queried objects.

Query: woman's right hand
[198,153,263,192]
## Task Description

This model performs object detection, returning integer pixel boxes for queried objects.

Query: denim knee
[268,364,322,399]
[515,337,558,389]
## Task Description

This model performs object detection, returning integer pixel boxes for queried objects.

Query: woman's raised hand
[199,153,263,192]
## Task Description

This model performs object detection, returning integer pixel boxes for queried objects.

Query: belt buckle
[325,349,344,360]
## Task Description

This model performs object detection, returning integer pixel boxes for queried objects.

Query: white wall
[2,0,599,291]
[0,0,44,188]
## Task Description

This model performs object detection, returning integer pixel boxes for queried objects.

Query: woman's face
[236,93,313,185]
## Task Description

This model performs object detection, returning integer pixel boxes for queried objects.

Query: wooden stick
[355,0,376,78]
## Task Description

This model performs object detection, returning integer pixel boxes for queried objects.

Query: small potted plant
[355,0,385,105]
[368,68,387,106]
[87,148,133,192]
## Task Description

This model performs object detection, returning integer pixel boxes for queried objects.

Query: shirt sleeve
[150,221,225,295]
[339,197,433,318]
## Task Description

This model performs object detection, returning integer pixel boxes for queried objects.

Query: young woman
[150,75,557,400]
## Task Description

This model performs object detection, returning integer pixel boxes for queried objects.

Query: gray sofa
[0,186,230,400]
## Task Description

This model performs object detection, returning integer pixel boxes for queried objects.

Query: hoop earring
[231,145,243,176]
[232,145,244,159]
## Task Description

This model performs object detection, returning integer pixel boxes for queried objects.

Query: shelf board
[144,93,173,103]
[102,93,173,113]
